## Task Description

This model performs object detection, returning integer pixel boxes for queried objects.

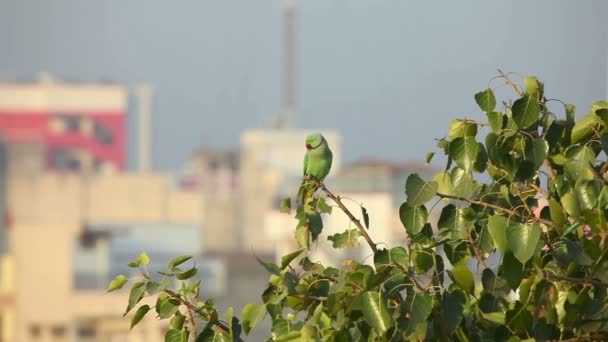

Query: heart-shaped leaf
[507,222,540,264]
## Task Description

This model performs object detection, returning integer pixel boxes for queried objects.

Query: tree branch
[544,272,608,288]
[317,181,378,253]
[469,236,488,269]
[162,289,231,333]
[436,192,557,228]
[497,69,523,96]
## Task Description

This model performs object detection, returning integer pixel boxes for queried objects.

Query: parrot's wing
[303,151,309,176]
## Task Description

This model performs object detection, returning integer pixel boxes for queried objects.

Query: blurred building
[333,159,435,208]
[182,148,240,252]
[0,76,127,173]
[6,172,205,342]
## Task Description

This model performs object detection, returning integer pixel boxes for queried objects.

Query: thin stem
[544,272,608,288]
[497,69,523,96]
[468,236,488,269]
[318,181,378,253]
[162,289,231,333]
[436,192,557,229]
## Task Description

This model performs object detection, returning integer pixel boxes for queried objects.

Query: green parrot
[296,133,333,249]
[303,133,333,181]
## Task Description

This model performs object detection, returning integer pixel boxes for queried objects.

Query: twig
[468,236,488,269]
[162,289,230,333]
[544,272,608,288]
[317,181,378,253]
[436,192,557,229]
[589,163,608,187]
[530,183,548,197]
[497,69,523,96]
[544,160,557,184]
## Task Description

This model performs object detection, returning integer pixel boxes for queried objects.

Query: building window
[51,325,66,338]
[29,324,41,339]
[77,321,96,341]
[93,123,113,145]
[49,149,81,171]
[62,116,81,132]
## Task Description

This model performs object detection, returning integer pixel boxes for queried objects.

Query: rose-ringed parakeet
[296,133,333,249]
[303,133,333,180]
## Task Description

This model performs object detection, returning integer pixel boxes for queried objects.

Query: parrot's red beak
[306,143,312,150]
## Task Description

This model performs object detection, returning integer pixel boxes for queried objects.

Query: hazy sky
[1,0,607,170]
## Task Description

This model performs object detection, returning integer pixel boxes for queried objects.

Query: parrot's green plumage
[296,133,333,249]
[303,133,333,181]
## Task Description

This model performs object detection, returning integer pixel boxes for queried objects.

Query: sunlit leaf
[512,95,539,129]
[405,173,438,206]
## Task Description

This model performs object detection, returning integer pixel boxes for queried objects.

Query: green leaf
[281,249,304,269]
[451,167,474,198]
[487,215,508,253]
[441,289,466,335]
[359,291,391,333]
[317,197,332,214]
[449,261,474,293]
[128,252,150,268]
[308,212,323,241]
[170,312,186,330]
[572,112,603,144]
[403,294,433,331]
[165,329,188,342]
[168,256,192,269]
[437,204,473,240]
[481,268,510,297]
[481,312,505,325]
[426,152,435,164]
[526,138,549,169]
[125,281,146,316]
[474,88,497,112]
[507,222,540,264]
[487,111,503,132]
[156,296,180,319]
[575,180,598,211]
[130,305,150,330]
[448,120,478,139]
[412,247,435,273]
[242,303,266,335]
[146,278,171,295]
[561,191,580,218]
[362,206,370,229]
[107,274,128,292]
[433,172,452,195]
[175,266,197,280]
[327,229,361,248]
[511,95,539,129]
[449,137,478,173]
[500,252,525,289]
[256,257,281,275]
[444,241,469,265]
[547,199,566,227]
[399,203,428,236]
[295,224,309,250]
[279,197,291,214]
[405,173,438,206]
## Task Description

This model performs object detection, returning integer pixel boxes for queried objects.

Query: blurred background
[0,0,606,341]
